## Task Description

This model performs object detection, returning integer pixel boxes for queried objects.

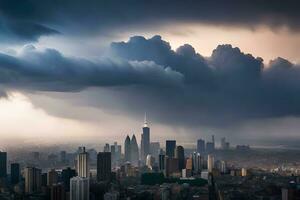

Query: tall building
[103,143,110,152]
[47,169,58,186]
[97,152,111,181]
[51,183,66,200]
[11,163,20,185]
[159,153,165,172]
[150,142,160,162]
[164,157,179,177]
[62,167,76,192]
[124,135,131,162]
[175,146,185,171]
[70,176,89,200]
[60,151,67,163]
[197,139,205,153]
[24,167,42,194]
[0,151,7,178]
[76,147,89,178]
[141,113,150,162]
[192,152,202,174]
[130,135,139,166]
[166,140,176,158]
[110,145,116,167]
[207,154,214,173]
[146,155,155,170]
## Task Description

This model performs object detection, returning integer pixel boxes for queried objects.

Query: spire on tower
[143,112,148,127]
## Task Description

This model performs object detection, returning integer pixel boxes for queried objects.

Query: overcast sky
[1,0,300,148]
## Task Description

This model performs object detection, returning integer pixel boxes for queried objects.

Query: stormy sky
[0,0,300,147]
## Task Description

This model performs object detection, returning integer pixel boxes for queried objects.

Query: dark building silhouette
[141,115,150,162]
[97,152,111,181]
[164,157,179,177]
[159,154,165,172]
[11,163,20,185]
[175,146,185,171]
[51,183,66,200]
[0,151,7,178]
[124,135,131,162]
[166,140,176,158]
[62,167,76,192]
[197,139,205,153]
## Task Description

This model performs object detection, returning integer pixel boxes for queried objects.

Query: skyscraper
[62,167,76,192]
[197,139,205,153]
[164,157,179,177]
[47,169,58,186]
[124,135,131,162]
[130,134,139,166]
[11,163,20,185]
[0,151,7,178]
[51,183,66,200]
[150,142,160,163]
[192,152,202,174]
[146,155,155,170]
[166,140,176,158]
[207,154,214,173]
[175,146,185,171]
[141,114,150,162]
[103,143,110,152]
[76,147,89,178]
[97,152,111,181]
[159,153,165,172]
[70,176,89,200]
[24,167,42,194]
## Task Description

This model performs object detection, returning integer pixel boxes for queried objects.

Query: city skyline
[1,1,300,147]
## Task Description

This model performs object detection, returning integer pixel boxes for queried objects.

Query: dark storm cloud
[1,0,300,43]
[1,35,300,127]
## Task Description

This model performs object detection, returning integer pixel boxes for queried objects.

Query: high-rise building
[51,183,66,200]
[207,154,214,173]
[60,151,67,163]
[175,146,185,171]
[124,135,131,162]
[110,145,116,167]
[159,153,165,172]
[150,142,160,163]
[97,152,111,181]
[11,163,20,185]
[47,169,58,186]
[186,157,193,170]
[166,140,176,158]
[164,157,179,177]
[141,114,150,162]
[0,151,7,178]
[24,167,42,194]
[70,176,89,200]
[76,147,89,178]
[146,154,155,170]
[130,135,139,166]
[62,167,76,192]
[103,143,110,152]
[197,139,205,153]
[192,152,202,174]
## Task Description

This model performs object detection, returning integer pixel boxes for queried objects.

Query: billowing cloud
[1,0,300,43]
[1,35,300,129]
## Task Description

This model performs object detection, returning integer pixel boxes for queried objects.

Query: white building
[24,167,42,194]
[207,154,214,173]
[70,176,89,200]
[76,147,89,178]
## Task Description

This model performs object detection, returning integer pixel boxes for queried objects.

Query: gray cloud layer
[1,35,300,127]
[1,0,300,43]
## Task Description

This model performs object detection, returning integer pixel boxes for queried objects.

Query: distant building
[11,163,20,185]
[124,135,131,162]
[70,176,89,200]
[130,135,139,166]
[207,155,214,173]
[221,137,230,150]
[165,157,179,177]
[0,151,7,178]
[76,147,89,178]
[47,169,58,186]
[51,183,66,200]
[62,167,76,192]
[60,151,67,163]
[241,168,247,176]
[236,145,250,151]
[166,140,176,158]
[104,143,110,152]
[159,153,165,172]
[141,114,150,162]
[186,157,193,171]
[192,152,202,174]
[150,142,160,162]
[97,152,111,181]
[24,167,42,194]
[175,146,185,171]
[206,135,215,153]
[146,154,155,170]
[197,139,205,154]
